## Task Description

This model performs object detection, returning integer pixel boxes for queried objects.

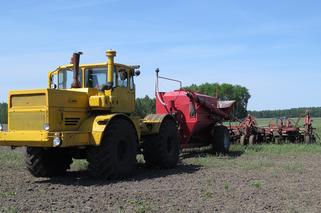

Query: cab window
[118,69,128,88]
[50,73,58,89]
[58,69,82,89]
[85,68,107,89]
[129,75,135,90]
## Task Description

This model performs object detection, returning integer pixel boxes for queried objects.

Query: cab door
[113,68,135,113]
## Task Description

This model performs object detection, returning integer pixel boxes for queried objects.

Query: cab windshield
[58,69,82,89]
[85,67,107,89]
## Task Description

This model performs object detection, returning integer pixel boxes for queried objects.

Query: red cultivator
[268,112,318,144]
[229,112,318,145]
[229,115,270,145]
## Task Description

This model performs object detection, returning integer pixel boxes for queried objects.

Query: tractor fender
[141,114,177,136]
[79,113,139,146]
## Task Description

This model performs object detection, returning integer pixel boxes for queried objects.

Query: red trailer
[155,70,235,153]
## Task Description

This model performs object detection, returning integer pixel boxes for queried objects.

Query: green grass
[0,191,16,198]
[282,162,305,173]
[129,199,151,213]
[70,160,88,171]
[0,151,23,167]
[185,143,321,172]
[1,207,18,213]
[250,180,262,189]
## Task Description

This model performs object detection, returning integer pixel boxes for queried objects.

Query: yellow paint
[106,50,116,86]
[0,50,169,148]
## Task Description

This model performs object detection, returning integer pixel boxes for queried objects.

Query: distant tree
[249,107,321,118]
[135,96,156,118]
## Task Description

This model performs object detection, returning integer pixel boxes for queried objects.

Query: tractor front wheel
[212,126,231,154]
[25,147,72,177]
[143,118,180,169]
[87,118,137,179]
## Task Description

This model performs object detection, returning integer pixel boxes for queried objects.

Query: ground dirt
[1,145,321,213]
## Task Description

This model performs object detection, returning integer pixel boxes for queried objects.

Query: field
[1,119,321,212]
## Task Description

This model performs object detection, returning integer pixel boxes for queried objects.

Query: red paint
[156,89,234,147]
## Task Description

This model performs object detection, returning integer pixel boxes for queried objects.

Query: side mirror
[135,70,141,76]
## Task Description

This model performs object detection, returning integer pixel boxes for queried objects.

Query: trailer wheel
[304,135,312,144]
[274,137,281,144]
[143,118,180,169]
[240,135,246,146]
[87,118,137,179]
[249,135,256,145]
[25,147,72,177]
[212,126,231,154]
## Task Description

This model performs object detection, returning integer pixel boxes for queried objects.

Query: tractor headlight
[43,123,50,131]
[0,124,3,132]
[53,133,62,147]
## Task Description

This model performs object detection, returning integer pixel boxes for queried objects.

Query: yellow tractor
[0,50,180,179]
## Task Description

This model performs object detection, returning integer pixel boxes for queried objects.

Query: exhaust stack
[71,52,82,88]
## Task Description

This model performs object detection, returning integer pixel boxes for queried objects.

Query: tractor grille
[9,111,46,130]
[64,118,80,126]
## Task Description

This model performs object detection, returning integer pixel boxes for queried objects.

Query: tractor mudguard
[79,113,140,146]
[141,114,176,136]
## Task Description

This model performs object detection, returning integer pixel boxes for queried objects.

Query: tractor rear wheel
[212,126,231,154]
[240,135,246,146]
[249,135,256,145]
[25,147,72,177]
[87,118,137,179]
[143,118,180,169]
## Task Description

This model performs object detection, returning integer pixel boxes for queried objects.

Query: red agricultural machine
[267,113,317,144]
[228,115,270,145]
[154,69,235,153]
[229,112,318,145]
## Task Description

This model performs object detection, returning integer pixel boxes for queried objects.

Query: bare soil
[1,146,321,213]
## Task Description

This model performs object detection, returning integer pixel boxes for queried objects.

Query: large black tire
[249,135,256,146]
[143,118,180,169]
[212,126,231,154]
[87,118,137,179]
[25,147,72,177]
[240,135,246,146]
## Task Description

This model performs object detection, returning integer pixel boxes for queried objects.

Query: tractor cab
[48,51,141,113]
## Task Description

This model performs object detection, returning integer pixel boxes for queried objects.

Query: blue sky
[0,0,321,110]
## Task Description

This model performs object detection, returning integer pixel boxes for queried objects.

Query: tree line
[249,107,321,118]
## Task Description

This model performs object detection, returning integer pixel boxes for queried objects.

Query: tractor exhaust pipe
[71,52,82,88]
[106,50,117,89]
